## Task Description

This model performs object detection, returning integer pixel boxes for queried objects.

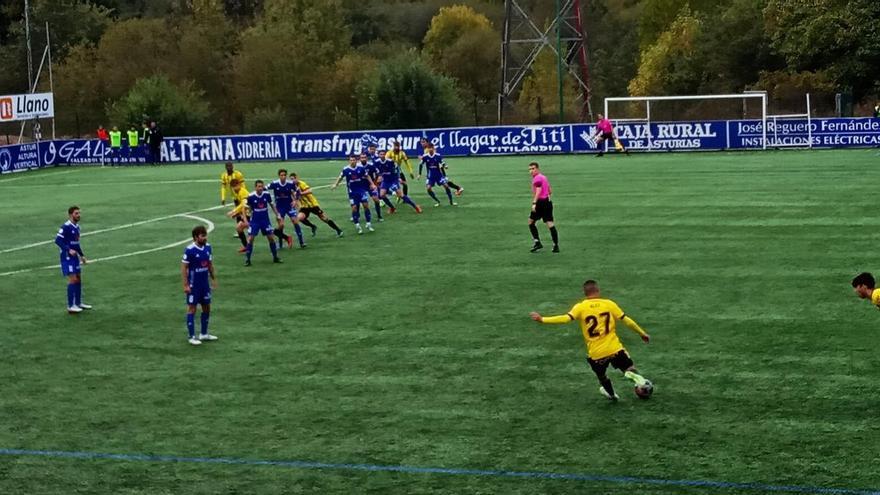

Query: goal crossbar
[605,93,769,150]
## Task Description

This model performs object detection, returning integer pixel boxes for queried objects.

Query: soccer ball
[635,380,654,399]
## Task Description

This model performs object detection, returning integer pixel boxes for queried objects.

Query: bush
[359,52,463,129]
[107,75,213,136]
[243,106,290,134]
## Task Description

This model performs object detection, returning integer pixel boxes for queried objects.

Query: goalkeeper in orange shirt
[530,279,653,401]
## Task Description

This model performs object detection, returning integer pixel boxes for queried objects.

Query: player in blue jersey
[228,179,283,266]
[376,149,422,213]
[268,169,307,249]
[420,137,463,196]
[181,225,218,346]
[54,206,92,314]
[361,151,389,220]
[418,143,457,207]
[332,154,377,235]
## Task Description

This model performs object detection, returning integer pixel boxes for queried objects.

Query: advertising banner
[2,117,878,173]
[0,92,54,122]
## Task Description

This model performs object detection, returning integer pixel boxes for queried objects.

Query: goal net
[603,93,814,152]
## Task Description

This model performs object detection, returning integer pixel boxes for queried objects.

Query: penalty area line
[0,448,876,495]
[0,214,214,277]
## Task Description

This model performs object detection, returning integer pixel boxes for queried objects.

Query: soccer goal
[603,92,814,151]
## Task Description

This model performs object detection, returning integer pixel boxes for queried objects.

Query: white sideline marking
[0,169,83,184]
[0,214,215,277]
[1,205,226,254]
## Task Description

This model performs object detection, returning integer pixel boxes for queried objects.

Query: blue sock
[246,242,253,262]
[74,282,82,306]
[67,283,75,308]
[403,195,416,207]
[445,187,454,204]
[269,239,278,259]
[364,206,372,222]
[428,189,440,203]
[294,224,304,246]
[382,196,394,208]
[352,205,360,224]
[186,313,195,339]
[374,201,382,219]
[200,312,210,335]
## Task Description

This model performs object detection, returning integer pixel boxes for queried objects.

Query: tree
[52,43,107,136]
[423,5,500,124]
[106,75,213,136]
[322,52,378,129]
[360,52,463,129]
[764,0,880,99]
[628,9,702,96]
[243,105,290,134]
[516,50,581,123]
[232,0,351,131]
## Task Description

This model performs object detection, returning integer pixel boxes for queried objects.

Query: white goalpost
[604,92,814,151]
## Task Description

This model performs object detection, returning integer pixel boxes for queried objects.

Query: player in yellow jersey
[852,272,880,309]
[226,179,250,252]
[291,172,344,237]
[387,140,415,198]
[219,162,245,205]
[530,279,653,401]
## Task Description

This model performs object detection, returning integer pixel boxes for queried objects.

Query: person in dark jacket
[148,121,163,164]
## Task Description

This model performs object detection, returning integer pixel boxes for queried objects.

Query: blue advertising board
[2,117,878,173]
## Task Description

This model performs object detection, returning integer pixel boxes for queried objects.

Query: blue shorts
[426,174,448,187]
[277,206,298,219]
[348,190,369,205]
[60,255,80,276]
[186,288,212,306]
[382,181,400,194]
[248,222,274,236]
[369,188,379,198]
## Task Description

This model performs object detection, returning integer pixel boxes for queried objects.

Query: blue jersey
[54,220,83,257]
[362,159,381,182]
[420,152,445,176]
[182,243,213,291]
[377,158,399,181]
[268,179,296,210]
[246,191,274,225]
[342,165,370,193]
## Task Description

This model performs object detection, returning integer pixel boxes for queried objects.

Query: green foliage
[243,105,290,134]
[764,0,880,98]
[232,0,351,131]
[516,50,581,123]
[628,9,702,96]
[423,5,500,124]
[106,75,212,135]
[360,53,463,129]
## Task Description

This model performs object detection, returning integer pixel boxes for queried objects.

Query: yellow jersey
[386,149,414,176]
[295,179,320,208]
[567,298,628,360]
[872,289,880,309]
[220,170,245,202]
[229,185,250,216]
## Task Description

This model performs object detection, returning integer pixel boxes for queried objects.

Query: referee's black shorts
[600,131,614,140]
[529,198,554,223]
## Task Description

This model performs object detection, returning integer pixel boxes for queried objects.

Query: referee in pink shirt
[528,162,559,253]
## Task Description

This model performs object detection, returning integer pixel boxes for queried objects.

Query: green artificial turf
[0,150,878,494]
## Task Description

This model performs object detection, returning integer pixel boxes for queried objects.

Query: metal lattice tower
[498,0,593,124]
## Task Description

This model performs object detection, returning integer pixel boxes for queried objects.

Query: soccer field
[1,150,878,495]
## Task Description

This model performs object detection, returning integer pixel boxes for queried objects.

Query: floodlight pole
[498,0,592,124]
[46,22,55,140]
[556,0,563,122]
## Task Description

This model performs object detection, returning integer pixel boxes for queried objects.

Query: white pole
[806,93,812,149]
[762,94,767,150]
[46,22,55,140]
[646,100,652,150]
[603,98,609,154]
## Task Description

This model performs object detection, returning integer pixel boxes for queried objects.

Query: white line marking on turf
[1,184,330,254]
[0,214,215,277]
[1,205,226,254]
[0,168,84,184]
